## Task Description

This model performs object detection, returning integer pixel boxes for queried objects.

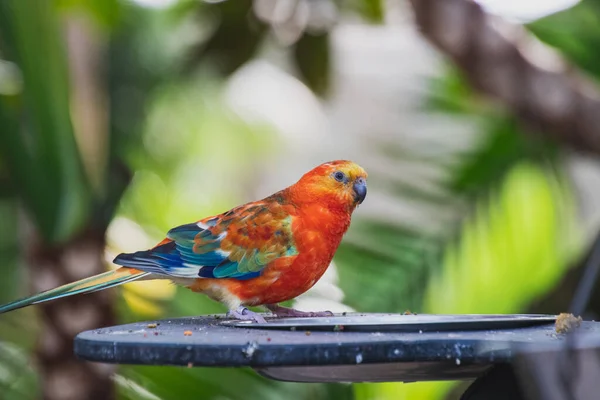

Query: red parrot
[0,160,367,323]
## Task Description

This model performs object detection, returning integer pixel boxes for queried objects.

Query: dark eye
[333,171,346,182]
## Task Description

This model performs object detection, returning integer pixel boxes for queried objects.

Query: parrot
[0,160,367,323]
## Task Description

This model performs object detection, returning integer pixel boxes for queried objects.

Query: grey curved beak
[353,178,367,204]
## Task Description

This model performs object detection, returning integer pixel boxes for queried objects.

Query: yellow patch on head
[292,160,368,210]
[315,160,368,180]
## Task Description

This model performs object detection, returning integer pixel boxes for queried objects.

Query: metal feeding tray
[73,312,586,383]
[221,313,557,332]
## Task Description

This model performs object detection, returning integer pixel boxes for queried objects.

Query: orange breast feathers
[188,203,351,307]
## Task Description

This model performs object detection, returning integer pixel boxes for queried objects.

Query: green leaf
[185,0,267,76]
[528,1,600,81]
[92,5,164,230]
[355,381,454,400]
[449,117,560,196]
[293,32,331,96]
[425,67,480,114]
[0,200,19,304]
[56,0,122,30]
[353,0,385,23]
[426,162,582,314]
[0,157,16,199]
[336,222,440,313]
[426,66,560,198]
[0,342,40,400]
[119,365,351,400]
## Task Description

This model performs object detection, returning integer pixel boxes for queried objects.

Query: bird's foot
[266,304,334,318]
[227,306,267,324]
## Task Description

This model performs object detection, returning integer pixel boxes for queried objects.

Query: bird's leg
[266,304,334,318]
[227,306,267,324]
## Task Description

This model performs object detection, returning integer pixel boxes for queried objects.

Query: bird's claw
[227,306,267,324]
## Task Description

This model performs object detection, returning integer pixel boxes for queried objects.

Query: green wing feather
[0,268,149,314]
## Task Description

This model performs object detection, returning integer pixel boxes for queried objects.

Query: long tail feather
[0,268,150,314]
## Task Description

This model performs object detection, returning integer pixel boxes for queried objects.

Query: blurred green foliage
[0,0,90,243]
[0,1,595,400]
[528,0,600,80]
[353,0,385,23]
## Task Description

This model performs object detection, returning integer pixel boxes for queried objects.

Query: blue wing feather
[113,223,253,279]
[113,204,296,281]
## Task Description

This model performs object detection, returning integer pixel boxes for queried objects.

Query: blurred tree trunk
[27,228,115,400]
[408,0,600,156]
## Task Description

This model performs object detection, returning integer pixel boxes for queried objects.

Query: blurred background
[0,0,599,399]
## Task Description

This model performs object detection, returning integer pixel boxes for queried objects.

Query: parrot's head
[291,160,368,212]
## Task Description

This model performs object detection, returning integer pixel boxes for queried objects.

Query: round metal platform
[73,313,597,383]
